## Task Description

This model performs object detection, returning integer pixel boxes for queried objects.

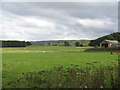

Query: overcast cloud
[0,2,118,41]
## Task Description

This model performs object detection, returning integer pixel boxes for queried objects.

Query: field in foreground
[2,46,119,88]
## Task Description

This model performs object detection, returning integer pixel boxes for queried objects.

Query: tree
[75,42,80,47]
[64,41,69,46]
[47,43,51,46]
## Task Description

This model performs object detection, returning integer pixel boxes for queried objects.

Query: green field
[2,46,118,88]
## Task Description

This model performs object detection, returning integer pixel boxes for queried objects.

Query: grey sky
[0,2,118,41]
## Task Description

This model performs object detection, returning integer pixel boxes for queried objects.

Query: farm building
[100,40,119,48]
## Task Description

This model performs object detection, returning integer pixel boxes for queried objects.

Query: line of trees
[75,42,83,47]
[51,41,84,47]
[1,40,31,47]
[61,41,83,47]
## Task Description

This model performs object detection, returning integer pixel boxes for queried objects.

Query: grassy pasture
[2,46,92,52]
[1,46,118,88]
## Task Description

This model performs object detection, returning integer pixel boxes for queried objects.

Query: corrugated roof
[101,40,118,44]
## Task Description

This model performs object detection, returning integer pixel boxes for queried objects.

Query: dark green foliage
[64,41,70,46]
[8,64,119,88]
[89,32,120,46]
[47,43,51,46]
[1,40,31,47]
[75,42,80,47]
[75,42,83,47]
[31,40,90,46]
[26,42,31,46]
[79,44,83,47]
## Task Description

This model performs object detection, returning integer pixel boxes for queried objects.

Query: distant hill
[30,40,90,46]
[89,32,120,46]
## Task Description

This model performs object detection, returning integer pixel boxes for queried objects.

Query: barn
[100,40,119,48]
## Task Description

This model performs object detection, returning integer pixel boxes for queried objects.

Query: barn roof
[101,40,118,44]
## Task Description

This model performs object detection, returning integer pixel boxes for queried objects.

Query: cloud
[0,2,118,41]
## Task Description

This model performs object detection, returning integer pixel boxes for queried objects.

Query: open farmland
[1,46,119,88]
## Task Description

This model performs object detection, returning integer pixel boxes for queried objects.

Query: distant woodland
[0,41,31,47]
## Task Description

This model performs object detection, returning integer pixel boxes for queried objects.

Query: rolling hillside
[30,40,90,46]
[89,32,120,46]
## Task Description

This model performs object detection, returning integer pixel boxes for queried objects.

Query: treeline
[63,41,83,47]
[38,41,84,47]
[1,40,31,47]
[89,32,120,46]
[31,40,90,47]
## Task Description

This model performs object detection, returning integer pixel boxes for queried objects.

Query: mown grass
[2,45,92,51]
[2,46,119,88]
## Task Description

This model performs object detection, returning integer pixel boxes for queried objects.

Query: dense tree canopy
[75,42,80,47]
[1,40,31,47]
